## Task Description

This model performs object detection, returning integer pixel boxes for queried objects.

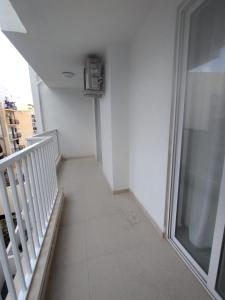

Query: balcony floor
[45,158,210,300]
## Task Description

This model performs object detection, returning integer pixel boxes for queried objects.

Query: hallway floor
[45,158,210,300]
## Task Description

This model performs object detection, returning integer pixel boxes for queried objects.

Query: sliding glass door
[171,0,225,298]
[216,233,225,299]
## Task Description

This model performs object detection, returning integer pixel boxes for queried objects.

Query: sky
[0,30,33,110]
[190,46,225,73]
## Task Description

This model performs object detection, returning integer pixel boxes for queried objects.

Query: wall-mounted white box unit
[84,56,104,97]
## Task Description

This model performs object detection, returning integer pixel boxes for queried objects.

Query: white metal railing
[0,130,59,300]
[27,130,60,162]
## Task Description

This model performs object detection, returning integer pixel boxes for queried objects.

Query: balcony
[45,157,209,300]
[0,129,210,300]
[1,0,225,298]
[0,129,61,300]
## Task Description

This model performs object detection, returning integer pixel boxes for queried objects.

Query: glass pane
[175,0,225,274]
[216,231,225,299]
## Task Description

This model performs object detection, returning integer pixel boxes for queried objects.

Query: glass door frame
[167,0,225,298]
[207,174,225,299]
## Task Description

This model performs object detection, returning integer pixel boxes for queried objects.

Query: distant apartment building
[0,100,35,156]
[14,110,33,147]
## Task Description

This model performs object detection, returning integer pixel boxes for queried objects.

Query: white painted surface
[38,82,96,158]
[29,67,44,133]
[94,98,102,162]
[27,129,60,161]
[5,0,152,88]
[100,52,113,188]
[129,0,182,231]
[7,0,183,231]
[110,45,129,190]
[0,134,58,300]
[0,0,26,32]
[100,44,129,191]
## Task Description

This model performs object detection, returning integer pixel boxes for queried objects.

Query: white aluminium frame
[167,0,225,299]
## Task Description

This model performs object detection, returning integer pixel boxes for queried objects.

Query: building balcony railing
[0,129,60,300]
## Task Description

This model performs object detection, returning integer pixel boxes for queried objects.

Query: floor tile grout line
[46,158,210,300]
[83,219,92,300]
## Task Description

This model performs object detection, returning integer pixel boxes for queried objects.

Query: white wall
[100,44,129,191]
[31,0,182,231]
[38,82,96,158]
[100,54,114,187]
[29,67,44,133]
[110,45,129,190]
[129,0,182,232]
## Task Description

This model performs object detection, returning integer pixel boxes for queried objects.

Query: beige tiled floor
[45,158,210,300]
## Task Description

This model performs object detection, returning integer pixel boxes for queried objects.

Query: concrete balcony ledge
[27,191,64,300]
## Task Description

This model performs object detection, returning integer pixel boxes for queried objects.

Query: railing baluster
[7,165,32,274]
[47,141,54,207]
[31,151,46,231]
[43,145,51,212]
[50,143,58,200]
[22,158,40,250]
[54,134,57,160]
[27,153,43,239]
[0,228,17,300]
[15,161,36,261]
[49,143,55,202]
[48,141,55,206]
[47,144,54,207]
[0,171,27,292]
[55,130,60,159]
[35,149,48,222]
[40,147,50,215]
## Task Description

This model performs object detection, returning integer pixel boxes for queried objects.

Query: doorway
[170,0,225,298]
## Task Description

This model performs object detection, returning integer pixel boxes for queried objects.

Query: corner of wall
[99,44,130,192]
[29,67,44,133]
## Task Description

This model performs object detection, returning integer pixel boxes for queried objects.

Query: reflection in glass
[175,0,225,273]
[216,232,225,299]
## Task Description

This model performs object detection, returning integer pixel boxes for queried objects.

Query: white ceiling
[3,0,152,88]
[0,0,26,33]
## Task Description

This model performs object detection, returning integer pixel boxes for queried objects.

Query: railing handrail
[0,136,52,171]
[27,129,60,163]
[28,129,58,139]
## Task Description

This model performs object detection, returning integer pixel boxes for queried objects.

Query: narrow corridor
[45,158,209,300]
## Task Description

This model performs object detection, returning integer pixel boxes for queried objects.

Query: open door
[170,0,225,298]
